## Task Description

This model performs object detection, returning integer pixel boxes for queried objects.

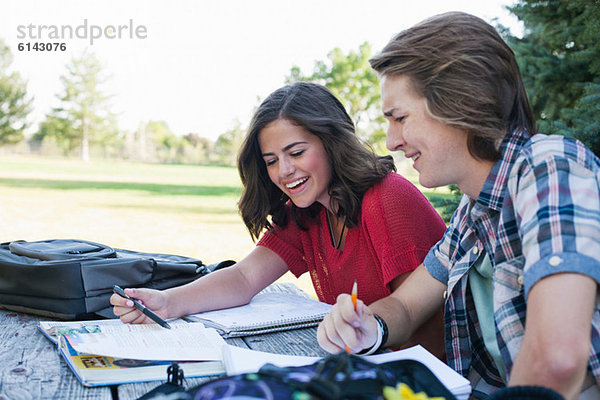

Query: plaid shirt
[424,130,600,398]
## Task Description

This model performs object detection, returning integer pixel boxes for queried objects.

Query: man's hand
[317,293,379,353]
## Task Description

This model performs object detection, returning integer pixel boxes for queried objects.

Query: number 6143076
[18,42,66,51]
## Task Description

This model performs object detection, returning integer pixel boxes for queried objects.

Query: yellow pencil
[345,280,358,354]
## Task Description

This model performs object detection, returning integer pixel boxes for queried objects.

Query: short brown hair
[370,12,535,161]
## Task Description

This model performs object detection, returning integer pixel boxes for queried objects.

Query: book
[184,292,332,337]
[59,337,224,387]
[221,344,472,400]
[52,322,227,387]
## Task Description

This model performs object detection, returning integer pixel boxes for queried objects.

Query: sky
[1,0,522,141]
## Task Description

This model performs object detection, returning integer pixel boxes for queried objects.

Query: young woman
[111,82,447,357]
[317,12,600,400]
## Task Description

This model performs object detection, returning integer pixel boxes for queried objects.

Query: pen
[112,285,171,329]
[346,280,358,354]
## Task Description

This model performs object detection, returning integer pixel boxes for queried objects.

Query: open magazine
[36,290,332,388]
[40,320,226,387]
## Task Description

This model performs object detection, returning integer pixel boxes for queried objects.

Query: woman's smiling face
[259,118,332,210]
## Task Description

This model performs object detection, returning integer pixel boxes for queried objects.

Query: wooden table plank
[244,327,328,357]
[0,311,112,400]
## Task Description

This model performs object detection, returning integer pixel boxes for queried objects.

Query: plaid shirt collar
[475,130,530,212]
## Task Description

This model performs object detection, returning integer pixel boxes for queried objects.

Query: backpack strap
[8,239,116,261]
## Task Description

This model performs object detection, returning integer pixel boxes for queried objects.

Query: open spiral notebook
[184,292,332,337]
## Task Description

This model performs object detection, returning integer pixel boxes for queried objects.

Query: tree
[426,184,463,224]
[38,50,118,161]
[145,120,182,163]
[214,120,245,166]
[0,38,33,145]
[181,133,212,164]
[36,115,79,155]
[286,42,387,152]
[437,2,600,221]
[505,0,600,155]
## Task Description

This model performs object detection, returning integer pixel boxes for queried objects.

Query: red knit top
[257,172,447,305]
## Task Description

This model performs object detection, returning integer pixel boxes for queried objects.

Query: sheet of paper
[64,324,225,361]
[365,345,471,394]
[223,344,320,375]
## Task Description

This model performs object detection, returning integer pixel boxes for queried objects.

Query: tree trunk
[81,118,90,163]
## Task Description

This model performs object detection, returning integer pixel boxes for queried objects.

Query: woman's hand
[317,293,379,353]
[110,288,169,324]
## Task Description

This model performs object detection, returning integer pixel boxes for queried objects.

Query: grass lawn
[0,155,451,298]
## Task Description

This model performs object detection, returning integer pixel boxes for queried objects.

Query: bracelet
[374,313,389,349]
[358,313,389,355]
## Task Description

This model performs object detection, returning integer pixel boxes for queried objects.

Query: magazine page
[39,318,190,344]
[62,323,225,361]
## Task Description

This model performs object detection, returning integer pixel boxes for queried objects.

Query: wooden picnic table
[0,282,329,399]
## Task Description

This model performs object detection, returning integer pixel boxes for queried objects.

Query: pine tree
[38,50,118,161]
[506,0,600,155]
[0,38,32,145]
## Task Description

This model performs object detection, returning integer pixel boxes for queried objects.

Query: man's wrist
[358,313,388,355]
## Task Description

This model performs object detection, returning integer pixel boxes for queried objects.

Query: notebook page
[185,292,332,331]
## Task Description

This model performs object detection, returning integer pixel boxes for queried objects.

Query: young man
[317,12,600,400]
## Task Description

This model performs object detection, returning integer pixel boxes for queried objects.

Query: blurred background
[1,0,598,296]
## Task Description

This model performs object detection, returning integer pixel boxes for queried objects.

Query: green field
[0,155,251,257]
[0,155,451,297]
[0,155,315,294]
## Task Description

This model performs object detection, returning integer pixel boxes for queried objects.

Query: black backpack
[140,355,566,400]
[139,353,459,400]
[0,239,234,319]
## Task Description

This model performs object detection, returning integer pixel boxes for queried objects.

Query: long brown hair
[370,11,535,161]
[237,82,395,241]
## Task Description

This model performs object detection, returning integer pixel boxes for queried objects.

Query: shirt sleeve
[508,148,600,297]
[256,208,309,278]
[363,173,448,286]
